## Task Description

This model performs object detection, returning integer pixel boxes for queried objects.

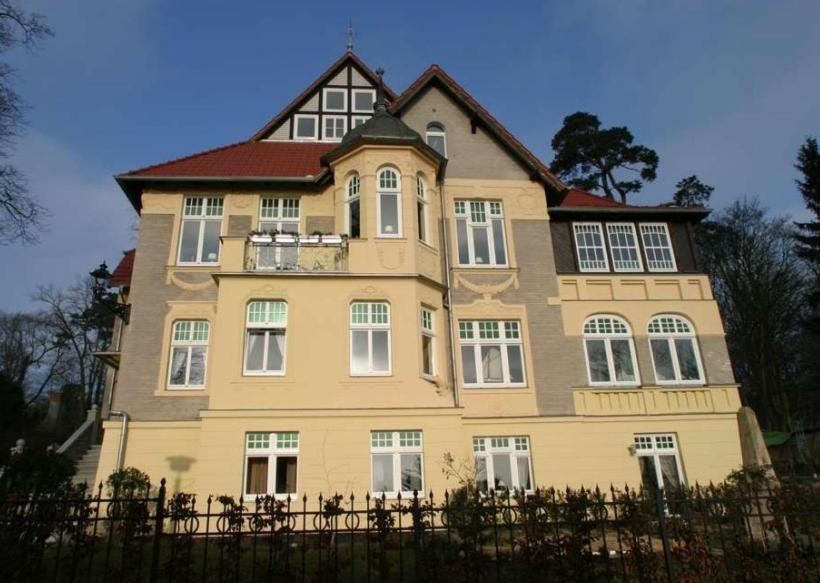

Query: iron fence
[1,478,818,582]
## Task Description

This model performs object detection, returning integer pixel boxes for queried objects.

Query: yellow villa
[90,52,744,500]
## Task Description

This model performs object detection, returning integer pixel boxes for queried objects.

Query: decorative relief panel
[167,270,216,291]
[573,386,741,416]
[377,246,405,270]
[558,276,711,302]
[454,271,519,300]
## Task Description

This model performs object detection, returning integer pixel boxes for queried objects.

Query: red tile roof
[110,249,135,287]
[390,65,565,191]
[121,142,335,178]
[560,188,630,208]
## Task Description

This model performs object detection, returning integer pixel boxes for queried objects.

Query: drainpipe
[108,410,130,471]
[438,176,460,408]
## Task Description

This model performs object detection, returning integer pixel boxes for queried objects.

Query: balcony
[244,234,348,272]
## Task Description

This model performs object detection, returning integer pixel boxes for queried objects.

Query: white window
[244,301,287,375]
[244,432,299,498]
[352,89,376,113]
[454,200,508,267]
[351,115,370,129]
[606,223,643,272]
[473,437,533,493]
[421,308,435,378]
[459,320,525,387]
[377,167,401,237]
[370,431,423,497]
[582,315,640,386]
[293,114,318,140]
[178,197,223,265]
[346,174,361,239]
[426,123,446,157]
[648,315,704,385]
[640,223,677,272]
[258,198,300,270]
[323,115,347,141]
[573,223,608,272]
[416,174,428,243]
[634,434,685,493]
[168,321,209,389]
[322,88,347,112]
[350,302,391,375]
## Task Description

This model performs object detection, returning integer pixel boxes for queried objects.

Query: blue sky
[1,0,818,310]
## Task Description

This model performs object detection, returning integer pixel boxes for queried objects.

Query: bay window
[421,308,435,378]
[371,431,424,496]
[377,168,401,237]
[454,200,507,267]
[473,436,533,493]
[178,197,223,265]
[350,302,391,375]
[346,174,361,238]
[244,432,299,498]
[416,174,428,243]
[459,320,525,387]
[582,315,639,386]
[244,301,287,375]
[648,315,704,385]
[168,321,209,389]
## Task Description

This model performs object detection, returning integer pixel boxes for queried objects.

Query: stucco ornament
[377,246,405,270]
[453,272,519,300]
[167,271,216,291]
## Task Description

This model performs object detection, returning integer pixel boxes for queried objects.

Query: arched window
[647,315,704,384]
[426,122,446,157]
[346,174,361,239]
[377,167,401,237]
[416,174,428,243]
[582,315,639,386]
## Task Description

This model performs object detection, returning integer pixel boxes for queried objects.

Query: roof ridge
[119,140,251,177]
[250,52,397,142]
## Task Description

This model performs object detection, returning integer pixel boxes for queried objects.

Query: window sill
[584,384,642,390]
[243,371,286,377]
[376,235,405,240]
[172,263,221,269]
[156,388,207,396]
[453,265,518,273]
[462,385,530,393]
[350,373,393,378]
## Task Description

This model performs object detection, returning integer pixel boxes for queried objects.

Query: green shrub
[106,466,151,496]
[0,449,76,496]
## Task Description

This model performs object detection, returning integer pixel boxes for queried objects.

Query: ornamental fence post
[149,478,166,583]
[655,488,675,583]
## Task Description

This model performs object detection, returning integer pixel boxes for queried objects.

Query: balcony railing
[245,234,348,272]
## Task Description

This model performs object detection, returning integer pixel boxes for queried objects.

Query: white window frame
[322,87,347,112]
[473,436,534,494]
[293,114,319,140]
[453,200,508,267]
[345,174,361,238]
[426,129,447,157]
[572,222,609,272]
[633,433,686,492]
[177,196,223,265]
[322,115,347,142]
[416,174,428,243]
[243,432,300,499]
[376,167,402,238]
[640,223,677,272]
[420,307,435,378]
[350,302,392,376]
[244,301,288,376]
[582,315,641,387]
[606,223,643,272]
[459,320,526,388]
[167,320,209,390]
[647,315,705,386]
[370,431,424,498]
[351,115,370,129]
[351,89,376,113]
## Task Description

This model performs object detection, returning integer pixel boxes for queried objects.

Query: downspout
[108,410,129,471]
[438,175,460,408]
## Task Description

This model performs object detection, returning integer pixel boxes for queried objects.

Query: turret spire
[374,67,387,114]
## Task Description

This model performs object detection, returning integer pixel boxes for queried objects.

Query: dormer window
[426,122,447,157]
[323,88,347,112]
[352,89,376,113]
[294,114,318,140]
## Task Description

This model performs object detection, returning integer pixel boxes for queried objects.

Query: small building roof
[110,249,135,287]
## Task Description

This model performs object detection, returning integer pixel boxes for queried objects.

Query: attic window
[294,115,318,140]
[352,89,376,113]
[323,88,347,112]
[426,122,447,157]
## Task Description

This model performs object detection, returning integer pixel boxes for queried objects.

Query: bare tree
[0,0,52,243]
[33,277,113,407]
[698,198,809,431]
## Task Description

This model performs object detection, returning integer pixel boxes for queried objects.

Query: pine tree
[795,137,820,329]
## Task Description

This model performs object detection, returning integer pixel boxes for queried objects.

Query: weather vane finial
[374,67,387,113]
[346,21,354,52]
